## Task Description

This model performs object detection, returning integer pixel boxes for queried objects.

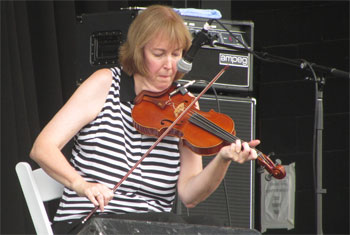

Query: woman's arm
[29,68,114,211]
[177,139,260,208]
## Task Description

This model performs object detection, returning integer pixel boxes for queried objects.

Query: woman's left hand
[218,139,260,164]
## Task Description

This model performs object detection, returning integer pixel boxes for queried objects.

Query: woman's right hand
[72,179,114,212]
[29,68,116,211]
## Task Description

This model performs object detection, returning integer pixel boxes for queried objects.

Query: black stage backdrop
[1,1,349,234]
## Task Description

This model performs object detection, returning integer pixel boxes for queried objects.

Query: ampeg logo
[219,53,249,68]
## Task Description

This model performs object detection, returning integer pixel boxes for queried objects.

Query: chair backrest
[16,162,64,235]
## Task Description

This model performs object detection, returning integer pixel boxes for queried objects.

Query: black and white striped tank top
[54,67,181,222]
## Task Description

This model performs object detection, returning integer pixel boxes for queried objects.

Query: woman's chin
[156,78,173,90]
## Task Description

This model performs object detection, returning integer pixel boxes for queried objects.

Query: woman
[30,4,260,234]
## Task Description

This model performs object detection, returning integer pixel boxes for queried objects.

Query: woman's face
[141,33,183,91]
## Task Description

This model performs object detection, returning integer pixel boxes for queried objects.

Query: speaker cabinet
[178,94,256,229]
[76,10,137,84]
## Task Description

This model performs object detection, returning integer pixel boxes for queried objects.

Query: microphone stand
[213,41,349,234]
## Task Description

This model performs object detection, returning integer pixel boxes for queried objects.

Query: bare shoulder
[75,69,114,100]
[66,68,114,120]
[82,68,113,89]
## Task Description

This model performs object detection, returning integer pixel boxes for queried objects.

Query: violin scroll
[256,152,286,181]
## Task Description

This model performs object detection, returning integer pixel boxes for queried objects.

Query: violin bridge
[174,103,185,117]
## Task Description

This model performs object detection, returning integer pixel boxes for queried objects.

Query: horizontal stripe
[54,67,180,222]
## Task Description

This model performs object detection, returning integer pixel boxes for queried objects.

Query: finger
[102,192,111,207]
[248,139,260,147]
[88,192,100,207]
[250,149,258,160]
[235,139,242,153]
[242,142,250,154]
[105,190,114,206]
[96,194,105,212]
[234,142,250,164]
[99,189,114,207]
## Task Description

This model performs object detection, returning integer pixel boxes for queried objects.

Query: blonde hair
[118,5,192,80]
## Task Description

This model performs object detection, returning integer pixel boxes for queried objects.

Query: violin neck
[189,112,235,143]
[189,112,264,157]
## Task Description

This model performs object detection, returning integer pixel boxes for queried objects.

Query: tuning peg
[257,166,265,174]
[275,158,282,165]
[265,174,272,181]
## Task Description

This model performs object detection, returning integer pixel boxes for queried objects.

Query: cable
[195,80,232,227]
[212,19,278,63]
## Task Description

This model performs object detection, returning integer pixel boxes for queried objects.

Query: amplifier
[76,11,254,94]
[180,17,254,94]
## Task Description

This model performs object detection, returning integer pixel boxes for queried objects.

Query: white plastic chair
[16,162,64,235]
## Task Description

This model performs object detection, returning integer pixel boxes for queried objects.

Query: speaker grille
[180,95,256,229]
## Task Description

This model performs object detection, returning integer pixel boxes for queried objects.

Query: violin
[132,84,286,180]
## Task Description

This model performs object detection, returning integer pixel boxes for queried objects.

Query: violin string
[190,111,236,142]
[185,109,226,138]
[185,108,267,162]
[190,112,267,161]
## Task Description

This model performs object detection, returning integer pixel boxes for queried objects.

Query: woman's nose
[163,56,173,69]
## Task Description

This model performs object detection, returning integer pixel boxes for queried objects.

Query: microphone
[177,21,213,73]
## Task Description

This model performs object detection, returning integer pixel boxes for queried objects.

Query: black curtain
[2,1,78,233]
[1,1,175,233]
